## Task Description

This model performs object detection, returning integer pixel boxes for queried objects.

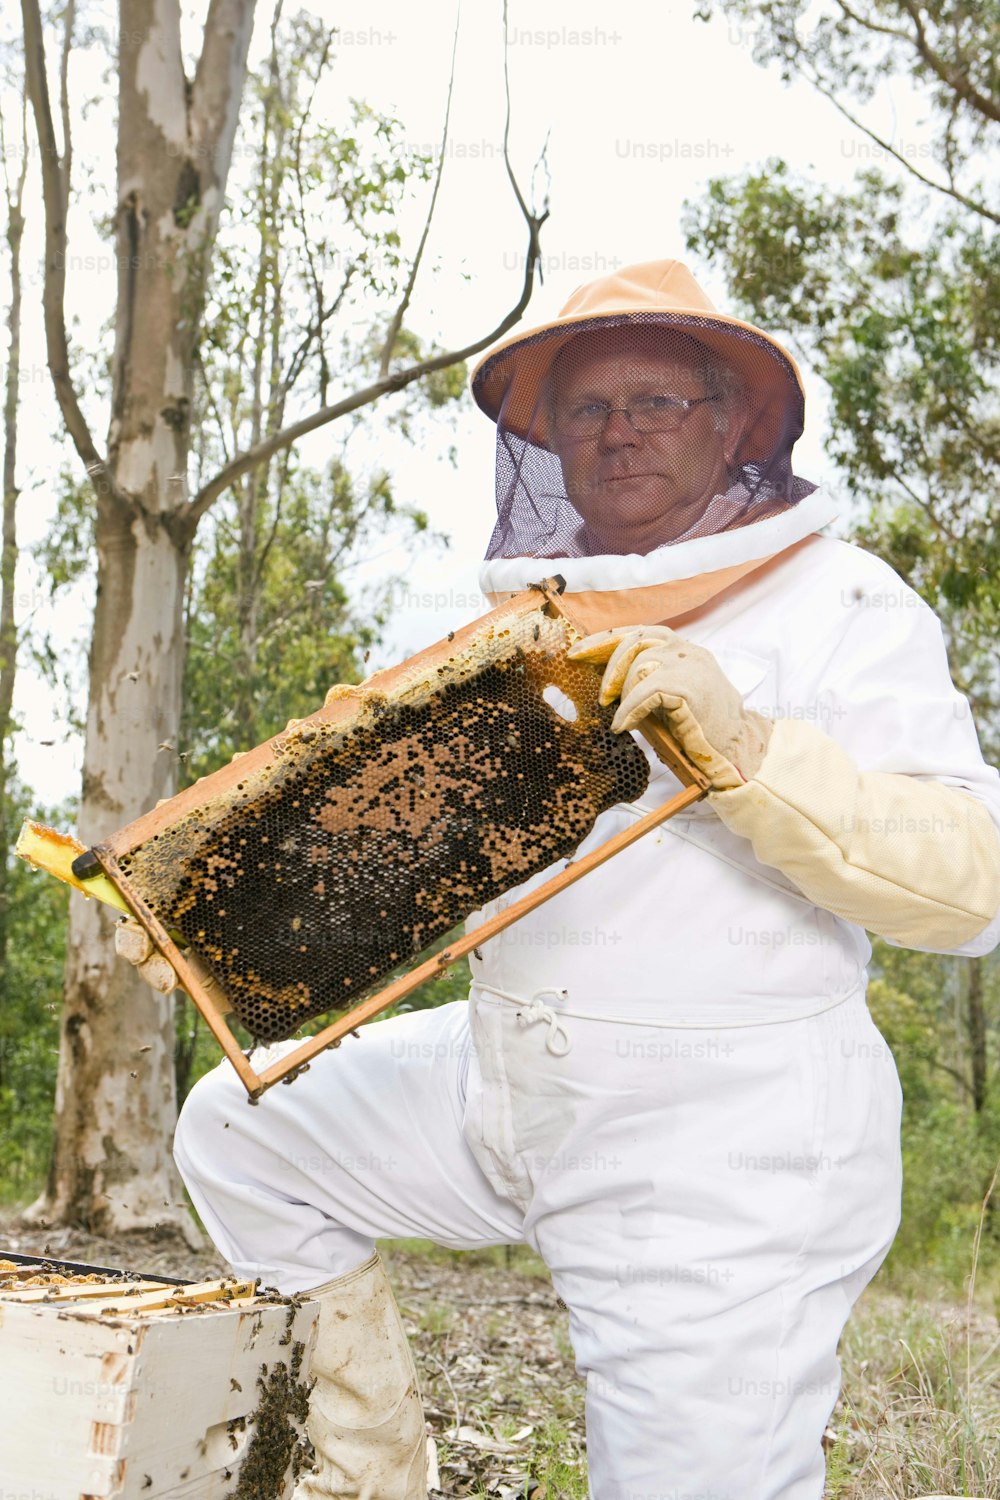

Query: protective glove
[567,625,772,791]
[115,916,238,1019]
[569,626,1000,952]
[114,915,178,994]
[710,718,1000,951]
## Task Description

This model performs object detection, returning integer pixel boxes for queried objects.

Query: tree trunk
[26,0,256,1237]
[33,509,195,1236]
[0,149,26,1093]
[966,957,987,1116]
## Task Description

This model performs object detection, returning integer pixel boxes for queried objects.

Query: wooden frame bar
[0,1276,257,1309]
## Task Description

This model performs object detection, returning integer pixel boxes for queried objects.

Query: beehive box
[0,1253,320,1499]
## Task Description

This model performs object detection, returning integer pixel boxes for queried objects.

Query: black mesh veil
[473,313,816,561]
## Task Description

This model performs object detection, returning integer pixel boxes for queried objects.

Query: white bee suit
[174,504,1000,1499]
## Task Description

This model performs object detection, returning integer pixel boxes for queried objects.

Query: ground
[2,1215,997,1498]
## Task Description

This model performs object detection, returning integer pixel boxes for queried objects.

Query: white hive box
[0,1253,320,1499]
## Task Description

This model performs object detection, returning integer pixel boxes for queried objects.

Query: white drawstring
[473,980,856,1033]
[514,988,572,1055]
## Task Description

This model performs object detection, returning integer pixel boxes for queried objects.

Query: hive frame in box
[0,1249,316,1497]
[83,579,711,1099]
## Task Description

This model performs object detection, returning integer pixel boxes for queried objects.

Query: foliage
[2,2,485,1215]
[181,461,394,776]
[685,2,1000,742]
[193,9,449,466]
[682,0,1000,1296]
[0,787,69,1201]
[169,9,467,1101]
[868,940,1000,1284]
[693,0,998,220]
[177,5,459,775]
[684,165,1000,688]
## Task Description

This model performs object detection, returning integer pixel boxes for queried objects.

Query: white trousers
[174,987,902,1500]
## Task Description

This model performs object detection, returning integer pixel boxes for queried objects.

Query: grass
[381,1235,552,1278]
[520,1418,590,1499]
[827,1277,1000,1499]
[381,1234,999,1500]
[826,1166,1000,1499]
[417,1299,456,1337]
[3,1207,996,1497]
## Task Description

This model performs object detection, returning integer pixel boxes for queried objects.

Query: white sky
[5,0,937,808]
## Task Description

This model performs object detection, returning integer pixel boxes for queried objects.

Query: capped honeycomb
[112,601,649,1041]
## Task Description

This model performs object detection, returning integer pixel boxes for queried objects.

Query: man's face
[548,333,738,552]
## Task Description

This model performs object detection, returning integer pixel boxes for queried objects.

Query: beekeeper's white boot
[294,1250,427,1499]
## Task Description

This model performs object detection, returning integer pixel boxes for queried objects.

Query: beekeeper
[122,261,1000,1500]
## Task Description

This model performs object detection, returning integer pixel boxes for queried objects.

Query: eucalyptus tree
[20,0,548,1235]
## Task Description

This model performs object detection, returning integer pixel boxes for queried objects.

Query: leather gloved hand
[115,917,235,1018]
[567,625,772,791]
[114,916,178,993]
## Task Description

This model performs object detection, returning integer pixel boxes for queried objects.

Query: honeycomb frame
[88,582,709,1097]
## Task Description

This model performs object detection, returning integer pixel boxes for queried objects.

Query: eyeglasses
[553,392,721,440]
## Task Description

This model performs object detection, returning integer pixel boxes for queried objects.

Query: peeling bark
[0,90,29,1088]
[25,0,256,1239]
[31,510,199,1239]
[966,957,987,1116]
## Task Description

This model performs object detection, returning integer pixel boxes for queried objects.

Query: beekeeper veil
[471,261,838,628]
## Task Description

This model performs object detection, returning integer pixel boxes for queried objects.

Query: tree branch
[20,0,119,507]
[287,21,341,406]
[832,0,912,47]
[193,349,233,467]
[928,1055,974,1099]
[181,282,534,538]
[58,0,73,216]
[293,39,331,349]
[253,444,292,589]
[378,2,462,377]
[803,63,999,225]
[0,75,30,739]
[500,0,533,227]
[890,467,959,544]
[181,0,549,543]
[189,0,258,191]
[897,0,1000,125]
[277,269,355,404]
